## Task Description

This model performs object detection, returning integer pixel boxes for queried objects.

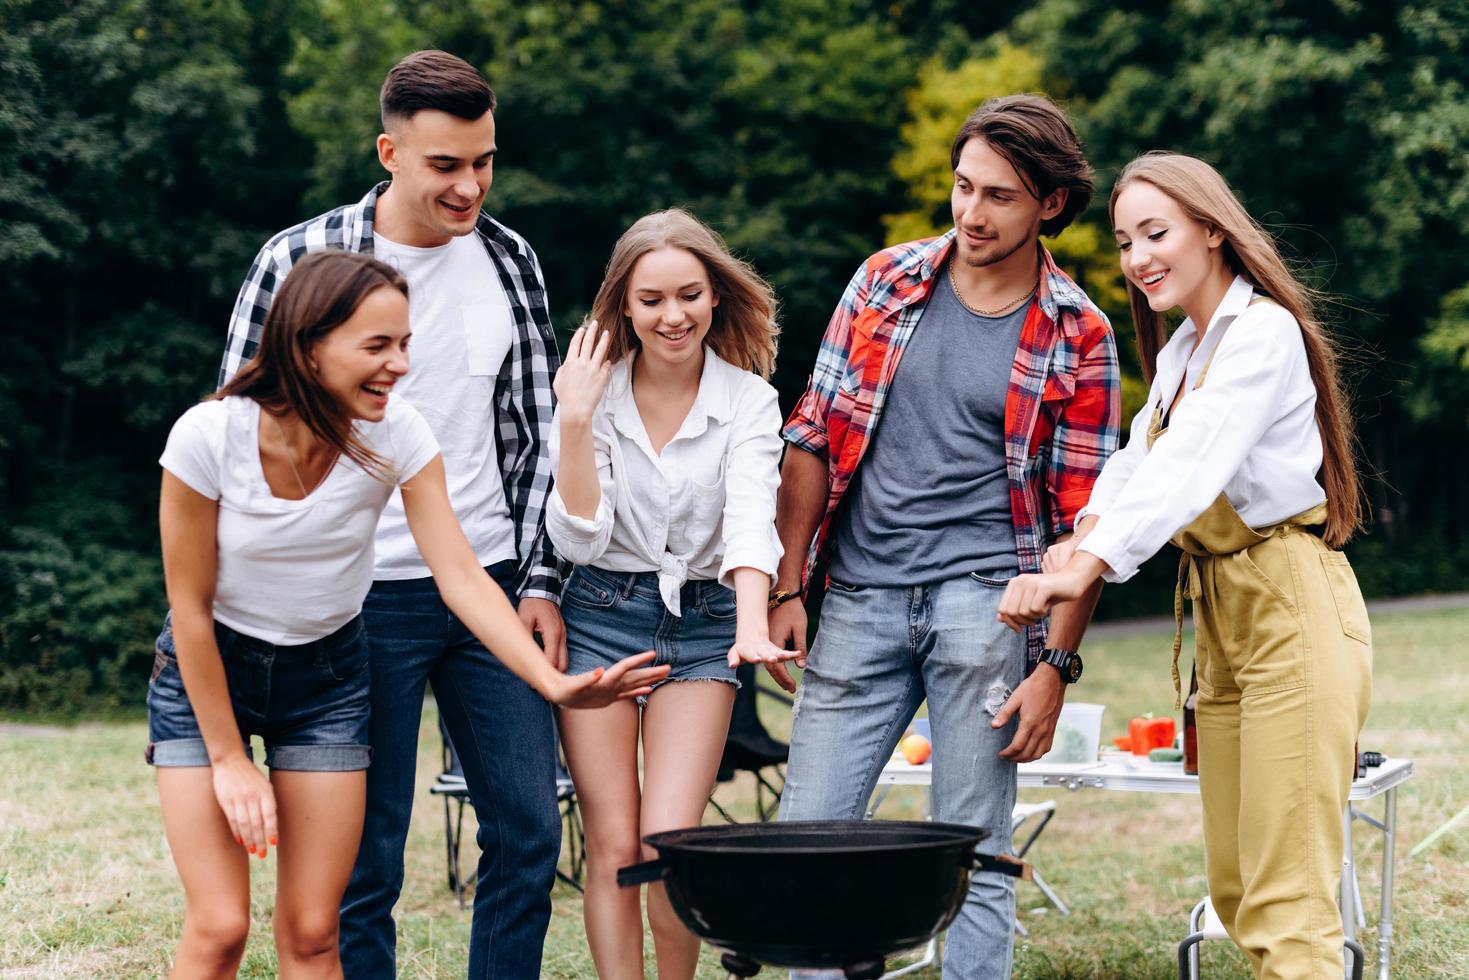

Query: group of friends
[145,49,1374,980]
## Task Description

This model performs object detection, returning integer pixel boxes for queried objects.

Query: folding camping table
[873,754,1413,980]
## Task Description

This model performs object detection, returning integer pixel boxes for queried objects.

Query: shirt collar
[896,231,1087,333]
[1174,275,1256,348]
[357,180,515,257]
[604,346,736,447]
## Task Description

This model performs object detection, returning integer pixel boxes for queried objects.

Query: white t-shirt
[159,395,440,644]
[370,231,518,579]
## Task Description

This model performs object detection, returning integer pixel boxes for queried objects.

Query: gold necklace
[268,412,330,498]
[948,259,1038,317]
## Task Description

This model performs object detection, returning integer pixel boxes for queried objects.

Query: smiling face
[623,247,719,371]
[950,139,1066,268]
[377,108,496,246]
[311,286,412,422]
[1112,179,1229,316]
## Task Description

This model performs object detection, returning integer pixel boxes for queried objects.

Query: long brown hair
[216,250,407,480]
[1108,152,1362,546]
[588,209,779,379]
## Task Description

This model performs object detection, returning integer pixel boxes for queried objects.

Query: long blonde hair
[1108,152,1363,547]
[588,209,779,379]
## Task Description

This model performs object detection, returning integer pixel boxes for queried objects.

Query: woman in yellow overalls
[998,152,1372,980]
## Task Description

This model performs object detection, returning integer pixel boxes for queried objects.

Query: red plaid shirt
[784,232,1121,665]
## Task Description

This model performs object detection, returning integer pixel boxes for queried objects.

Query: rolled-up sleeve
[545,409,618,567]
[718,381,784,587]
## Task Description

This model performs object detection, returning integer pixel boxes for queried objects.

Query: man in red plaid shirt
[768,96,1120,979]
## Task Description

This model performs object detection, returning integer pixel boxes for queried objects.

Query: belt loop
[621,572,638,599]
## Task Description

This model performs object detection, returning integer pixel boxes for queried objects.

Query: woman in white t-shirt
[149,251,666,979]
[996,153,1371,979]
[546,210,799,978]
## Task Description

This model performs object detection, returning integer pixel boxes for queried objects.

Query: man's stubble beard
[959,231,1031,269]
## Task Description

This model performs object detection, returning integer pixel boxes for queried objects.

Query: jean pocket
[1320,552,1370,644]
[563,569,616,610]
[967,570,1016,588]
[149,647,176,685]
[700,584,739,622]
[321,625,369,682]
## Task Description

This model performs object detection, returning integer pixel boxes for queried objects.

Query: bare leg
[157,767,252,979]
[559,701,644,980]
[640,681,736,980]
[270,769,365,979]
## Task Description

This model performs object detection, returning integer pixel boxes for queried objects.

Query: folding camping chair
[430,716,585,908]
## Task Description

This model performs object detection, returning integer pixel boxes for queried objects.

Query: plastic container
[1039,702,1105,764]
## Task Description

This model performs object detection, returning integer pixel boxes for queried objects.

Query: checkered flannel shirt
[219,181,569,602]
[783,231,1121,666]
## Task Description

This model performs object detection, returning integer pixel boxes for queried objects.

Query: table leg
[1377,788,1396,980]
[866,784,895,819]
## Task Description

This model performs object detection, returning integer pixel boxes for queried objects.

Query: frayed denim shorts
[145,612,372,772]
[561,566,740,697]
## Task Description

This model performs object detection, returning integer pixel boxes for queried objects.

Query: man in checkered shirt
[220,51,566,979]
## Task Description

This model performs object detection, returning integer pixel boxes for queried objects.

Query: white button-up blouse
[1078,276,1327,582]
[546,348,784,615]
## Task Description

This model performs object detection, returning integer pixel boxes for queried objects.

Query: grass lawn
[2,606,1466,978]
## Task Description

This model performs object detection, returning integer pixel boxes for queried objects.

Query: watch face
[1064,656,1083,683]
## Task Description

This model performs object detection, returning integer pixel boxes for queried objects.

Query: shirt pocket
[462,304,514,377]
[682,458,727,543]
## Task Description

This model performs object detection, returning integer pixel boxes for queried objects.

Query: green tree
[0,0,317,710]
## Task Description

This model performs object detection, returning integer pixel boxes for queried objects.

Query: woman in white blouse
[547,209,797,979]
[996,153,1371,979]
[150,252,664,979]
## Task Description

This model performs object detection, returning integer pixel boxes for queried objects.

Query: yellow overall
[1155,309,1373,980]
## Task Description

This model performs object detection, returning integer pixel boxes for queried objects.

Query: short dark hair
[380,50,496,129]
[950,94,1094,237]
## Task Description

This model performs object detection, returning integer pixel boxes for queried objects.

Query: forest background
[4,0,1469,714]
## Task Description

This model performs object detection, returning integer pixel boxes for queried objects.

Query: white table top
[879,753,1413,801]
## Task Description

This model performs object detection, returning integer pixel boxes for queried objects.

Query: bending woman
[547,209,796,979]
[997,153,1371,979]
[148,251,664,979]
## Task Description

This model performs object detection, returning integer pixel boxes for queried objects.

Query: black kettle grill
[617,819,1030,979]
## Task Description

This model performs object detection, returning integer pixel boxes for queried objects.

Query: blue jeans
[339,561,560,980]
[779,571,1025,980]
[562,566,741,694]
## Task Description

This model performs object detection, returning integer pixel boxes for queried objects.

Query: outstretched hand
[550,650,670,709]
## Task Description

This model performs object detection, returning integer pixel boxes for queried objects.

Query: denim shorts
[561,566,740,696]
[145,612,372,772]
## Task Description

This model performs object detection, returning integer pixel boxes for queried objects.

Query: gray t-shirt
[828,267,1026,586]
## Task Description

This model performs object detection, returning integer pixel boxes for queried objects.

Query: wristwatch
[1038,647,1083,684]
[767,588,803,610]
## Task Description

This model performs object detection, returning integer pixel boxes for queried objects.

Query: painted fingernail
[269,836,278,846]
[236,836,243,845]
